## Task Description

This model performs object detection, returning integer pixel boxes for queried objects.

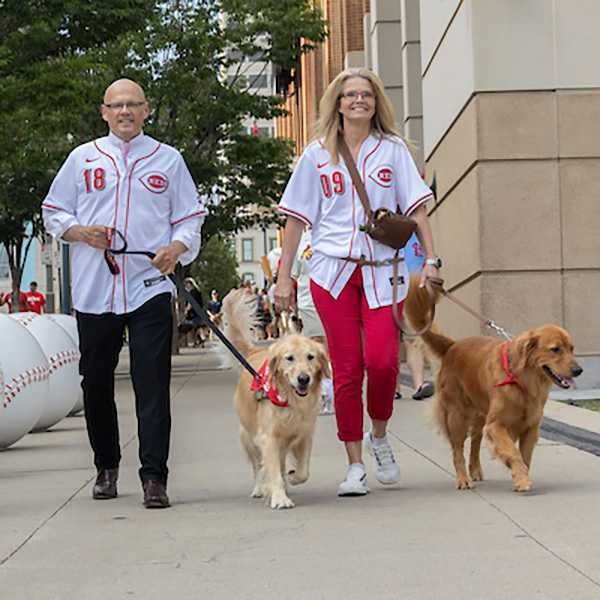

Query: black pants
[77,293,172,485]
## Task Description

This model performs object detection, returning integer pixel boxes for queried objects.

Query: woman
[184,277,205,347]
[274,68,440,496]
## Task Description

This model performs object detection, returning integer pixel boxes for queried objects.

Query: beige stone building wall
[419,0,600,384]
[365,1,424,168]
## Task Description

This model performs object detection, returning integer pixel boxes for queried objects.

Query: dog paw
[470,468,484,482]
[250,486,265,498]
[287,470,309,486]
[456,478,474,490]
[270,491,295,509]
[513,479,532,492]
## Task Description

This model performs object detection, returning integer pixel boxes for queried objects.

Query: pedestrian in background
[274,68,440,497]
[395,233,435,401]
[206,289,223,339]
[42,78,204,509]
[291,228,334,414]
[0,282,30,313]
[184,277,205,347]
[25,281,46,314]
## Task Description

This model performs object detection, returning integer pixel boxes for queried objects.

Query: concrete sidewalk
[2,343,600,599]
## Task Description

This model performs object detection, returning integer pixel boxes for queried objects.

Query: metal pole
[60,243,72,314]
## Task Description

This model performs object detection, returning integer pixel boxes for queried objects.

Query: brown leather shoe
[143,480,170,508]
[93,468,118,500]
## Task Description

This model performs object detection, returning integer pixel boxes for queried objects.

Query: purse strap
[338,134,375,226]
[338,134,407,331]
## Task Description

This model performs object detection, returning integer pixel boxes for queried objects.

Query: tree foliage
[190,234,241,301]
[0,0,327,300]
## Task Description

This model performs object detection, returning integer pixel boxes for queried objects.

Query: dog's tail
[220,288,261,365]
[404,274,454,359]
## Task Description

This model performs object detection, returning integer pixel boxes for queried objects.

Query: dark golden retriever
[404,276,582,492]
[222,289,330,509]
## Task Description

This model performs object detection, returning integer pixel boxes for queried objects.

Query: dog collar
[493,341,525,391]
[250,360,289,407]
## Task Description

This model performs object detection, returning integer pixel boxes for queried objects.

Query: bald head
[103,79,146,104]
[101,79,149,142]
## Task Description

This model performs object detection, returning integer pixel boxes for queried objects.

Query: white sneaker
[321,400,335,415]
[338,464,370,496]
[364,431,401,484]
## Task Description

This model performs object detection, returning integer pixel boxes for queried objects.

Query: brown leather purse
[338,135,416,249]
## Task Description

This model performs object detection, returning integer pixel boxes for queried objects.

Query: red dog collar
[250,360,289,407]
[493,341,525,391]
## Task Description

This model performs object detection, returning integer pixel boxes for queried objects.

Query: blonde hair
[184,277,199,290]
[311,68,407,164]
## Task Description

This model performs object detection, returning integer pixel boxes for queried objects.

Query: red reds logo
[368,164,393,188]
[139,171,169,193]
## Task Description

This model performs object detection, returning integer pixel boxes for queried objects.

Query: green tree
[129,0,327,239]
[190,234,240,301]
[0,0,155,305]
[0,0,327,307]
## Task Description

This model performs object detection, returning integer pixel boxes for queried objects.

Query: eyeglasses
[339,91,376,101]
[103,101,147,111]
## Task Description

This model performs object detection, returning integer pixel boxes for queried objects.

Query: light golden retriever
[404,276,583,492]
[222,289,330,509]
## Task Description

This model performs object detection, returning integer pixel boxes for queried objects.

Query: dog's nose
[297,373,310,387]
[572,364,583,377]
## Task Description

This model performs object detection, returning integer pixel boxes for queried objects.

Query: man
[206,290,222,340]
[42,79,205,508]
[25,281,46,314]
[0,281,30,313]
[0,282,30,313]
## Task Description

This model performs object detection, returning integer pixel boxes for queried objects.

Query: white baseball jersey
[279,134,433,309]
[42,131,205,315]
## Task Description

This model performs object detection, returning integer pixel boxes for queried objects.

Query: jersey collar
[107,130,145,150]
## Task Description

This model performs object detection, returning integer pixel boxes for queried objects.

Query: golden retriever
[222,289,331,509]
[404,276,582,492]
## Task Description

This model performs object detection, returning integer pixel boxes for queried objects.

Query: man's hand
[150,241,187,275]
[62,225,110,249]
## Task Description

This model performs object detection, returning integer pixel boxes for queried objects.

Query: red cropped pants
[311,268,402,442]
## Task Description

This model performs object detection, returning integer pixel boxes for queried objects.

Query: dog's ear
[268,347,280,384]
[509,330,537,373]
[525,333,539,358]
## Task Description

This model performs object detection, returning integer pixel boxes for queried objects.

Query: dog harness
[250,360,289,407]
[493,341,525,391]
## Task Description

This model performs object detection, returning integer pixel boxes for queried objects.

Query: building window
[0,245,9,279]
[242,239,253,262]
[268,237,277,252]
[257,127,272,138]
[242,272,254,282]
[249,74,268,89]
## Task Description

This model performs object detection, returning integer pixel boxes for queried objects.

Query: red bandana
[250,360,288,407]
[493,341,525,391]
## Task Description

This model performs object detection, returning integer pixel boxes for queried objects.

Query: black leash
[104,228,261,380]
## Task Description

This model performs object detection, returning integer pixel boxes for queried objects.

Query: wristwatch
[425,257,442,268]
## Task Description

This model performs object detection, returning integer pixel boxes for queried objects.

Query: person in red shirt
[0,282,30,313]
[25,281,46,314]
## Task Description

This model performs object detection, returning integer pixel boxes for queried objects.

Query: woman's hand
[274,276,296,313]
[420,263,439,288]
